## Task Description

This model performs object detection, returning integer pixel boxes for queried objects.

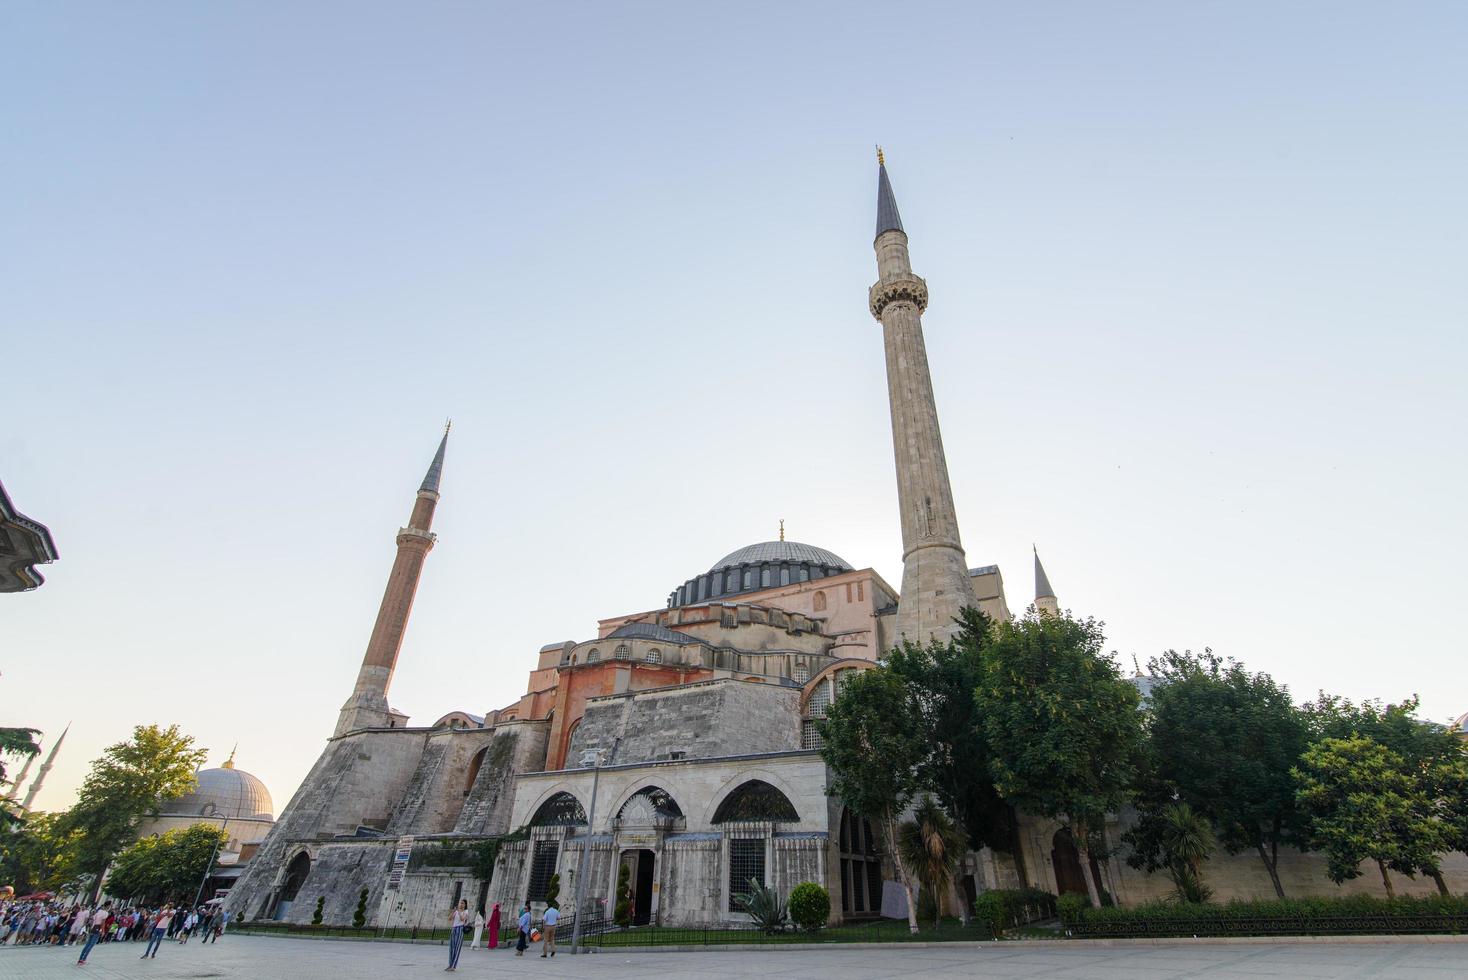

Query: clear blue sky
[4,2,1465,812]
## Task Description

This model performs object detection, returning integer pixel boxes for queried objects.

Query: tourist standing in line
[486,902,501,949]
[469,905,485,949]
[141,906,172,959]
[77,904,110,965]
[515,905,530,955]
[445,898,470,971]
[539,902,559,958]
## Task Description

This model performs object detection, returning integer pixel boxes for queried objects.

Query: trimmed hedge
[973,888,1058,937]
[789,882,832,931]
[1062,894,1468,937]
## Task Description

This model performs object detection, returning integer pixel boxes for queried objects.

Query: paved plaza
[2,935,1466,980]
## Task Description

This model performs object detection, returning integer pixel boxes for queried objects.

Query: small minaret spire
[336,428,449,736]
[20,723,67,812]
[1033,546,1059,616]
[870,151,977,644]
[4,744,37,803]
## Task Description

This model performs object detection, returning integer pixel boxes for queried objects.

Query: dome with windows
[668,539,853,608]
[158,755,274,822]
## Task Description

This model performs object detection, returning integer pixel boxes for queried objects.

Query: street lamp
[569,737,618,955]
[191,816,230,909]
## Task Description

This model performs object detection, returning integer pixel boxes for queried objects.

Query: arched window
[530,791,588,827]
[645,648,662,664]
[465,746,488,796]
[569,653,578,666]
[614,645,630,661]
[587,648,601,663]
[812,591,827,612]
[616,786,685,826]
[712,780,799,824]
[281,851,312,904]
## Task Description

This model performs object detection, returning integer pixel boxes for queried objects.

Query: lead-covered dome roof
[668,540,853,608]
[159,762,274,822]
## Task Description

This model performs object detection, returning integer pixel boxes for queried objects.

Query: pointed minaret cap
[1034,545,1056,600]
[420,421,450,493]
[875,146,904,240]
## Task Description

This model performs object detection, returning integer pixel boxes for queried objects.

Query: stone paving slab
[1,934,1465,980]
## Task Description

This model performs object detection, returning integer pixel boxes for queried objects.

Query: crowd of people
[0,896,230,965]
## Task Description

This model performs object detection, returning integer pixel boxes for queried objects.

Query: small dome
[1453,711,1468,734]
[160,765,274,822]
[711,541,851,573]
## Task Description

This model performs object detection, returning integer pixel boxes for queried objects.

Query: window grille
[644,648,662,664]
[711,780,799,823]
[614,645,630,660]
[801,720,824,750]
[728,838,766,911]
[587,649,600,662]
[792,662,809,684]
[530,792,587,826]
[807,683,830,719]
[526,840,559,903]
[864,860,883,913]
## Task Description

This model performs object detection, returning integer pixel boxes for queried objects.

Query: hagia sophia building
[222,157,1468,929]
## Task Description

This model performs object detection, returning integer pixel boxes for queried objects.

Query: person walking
[445,899,470,971]
[486,903,501,949]
[469,906,485,949]
[207,909,227,943]
[539,903,559,958]
[77,904,110,965]
[514,906,530,956]
[141,907,172,959]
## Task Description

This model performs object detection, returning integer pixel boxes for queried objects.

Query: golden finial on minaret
[876,145,885,166]
[779,519,785,542]
[222,744,237,770]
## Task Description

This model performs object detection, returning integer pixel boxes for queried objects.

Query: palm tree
[1160,802,1215,903]
[897,796,968,928]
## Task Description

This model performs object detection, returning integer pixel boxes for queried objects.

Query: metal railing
[1066,914,1468,939]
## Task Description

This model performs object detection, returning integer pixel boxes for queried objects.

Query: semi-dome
[159,757,274,822]
[668,539,854,608]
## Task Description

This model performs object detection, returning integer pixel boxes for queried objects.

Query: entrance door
[633,849,655,926]
[1051,829,1087,896]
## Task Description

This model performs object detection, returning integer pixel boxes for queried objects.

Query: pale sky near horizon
[4,2,1465,816]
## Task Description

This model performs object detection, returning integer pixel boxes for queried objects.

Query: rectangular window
[857,581,864,601]
[526,840,559,903]
[728,838,766,912]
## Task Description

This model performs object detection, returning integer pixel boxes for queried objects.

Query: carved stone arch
[699,768,805,827]
[615,785,686,827]
[522,784,588,827]
[800,658,877,712]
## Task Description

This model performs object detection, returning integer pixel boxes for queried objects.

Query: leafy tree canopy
[0,810,83,895]
[65,724,208,882]
[105,823,228,905]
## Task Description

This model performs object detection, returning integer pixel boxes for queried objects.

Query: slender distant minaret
[19,723,67,812]
[335,426,449,736]
[870,150,978,645]
[1033,546,1059,616]
[4,746,37,803]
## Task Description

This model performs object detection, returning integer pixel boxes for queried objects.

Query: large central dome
[668,540,854,608]
[710,541,851,572]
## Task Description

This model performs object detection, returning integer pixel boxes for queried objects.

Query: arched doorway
[275,851,312,920]
[1051,829,1087,896]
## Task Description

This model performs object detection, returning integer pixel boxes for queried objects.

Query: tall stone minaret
[870,151,978,645]
[20,723,68,812]
[1033,546,1059,616]
[3,743,37,803]
[336,426,449,736]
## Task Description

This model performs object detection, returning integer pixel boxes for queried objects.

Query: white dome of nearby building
[160,755,274,822]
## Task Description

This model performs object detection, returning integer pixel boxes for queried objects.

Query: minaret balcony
[869,274,928,318]
[396,527,437,545]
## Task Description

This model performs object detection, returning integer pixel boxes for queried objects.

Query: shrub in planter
[1056,893,1089,925]
[788,882,831,931]
[545,872,560,911]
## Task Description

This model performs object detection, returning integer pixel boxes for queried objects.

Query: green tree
[896,796,968,927]
[1294,735,1448,897]
[1303,695,1466,892]
[885,609,1017,880]
[819,667,926,933]
[0,810,83,894]
[977,612,1141,908]
[104,823,228,905]
[64,724,208,897]
[353,887,370,928]
[1141,649,1310,898]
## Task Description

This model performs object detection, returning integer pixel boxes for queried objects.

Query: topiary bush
[788,882,830,931]
[311,896,325,926]
[613,864,633,927]
[353,888,369,929]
